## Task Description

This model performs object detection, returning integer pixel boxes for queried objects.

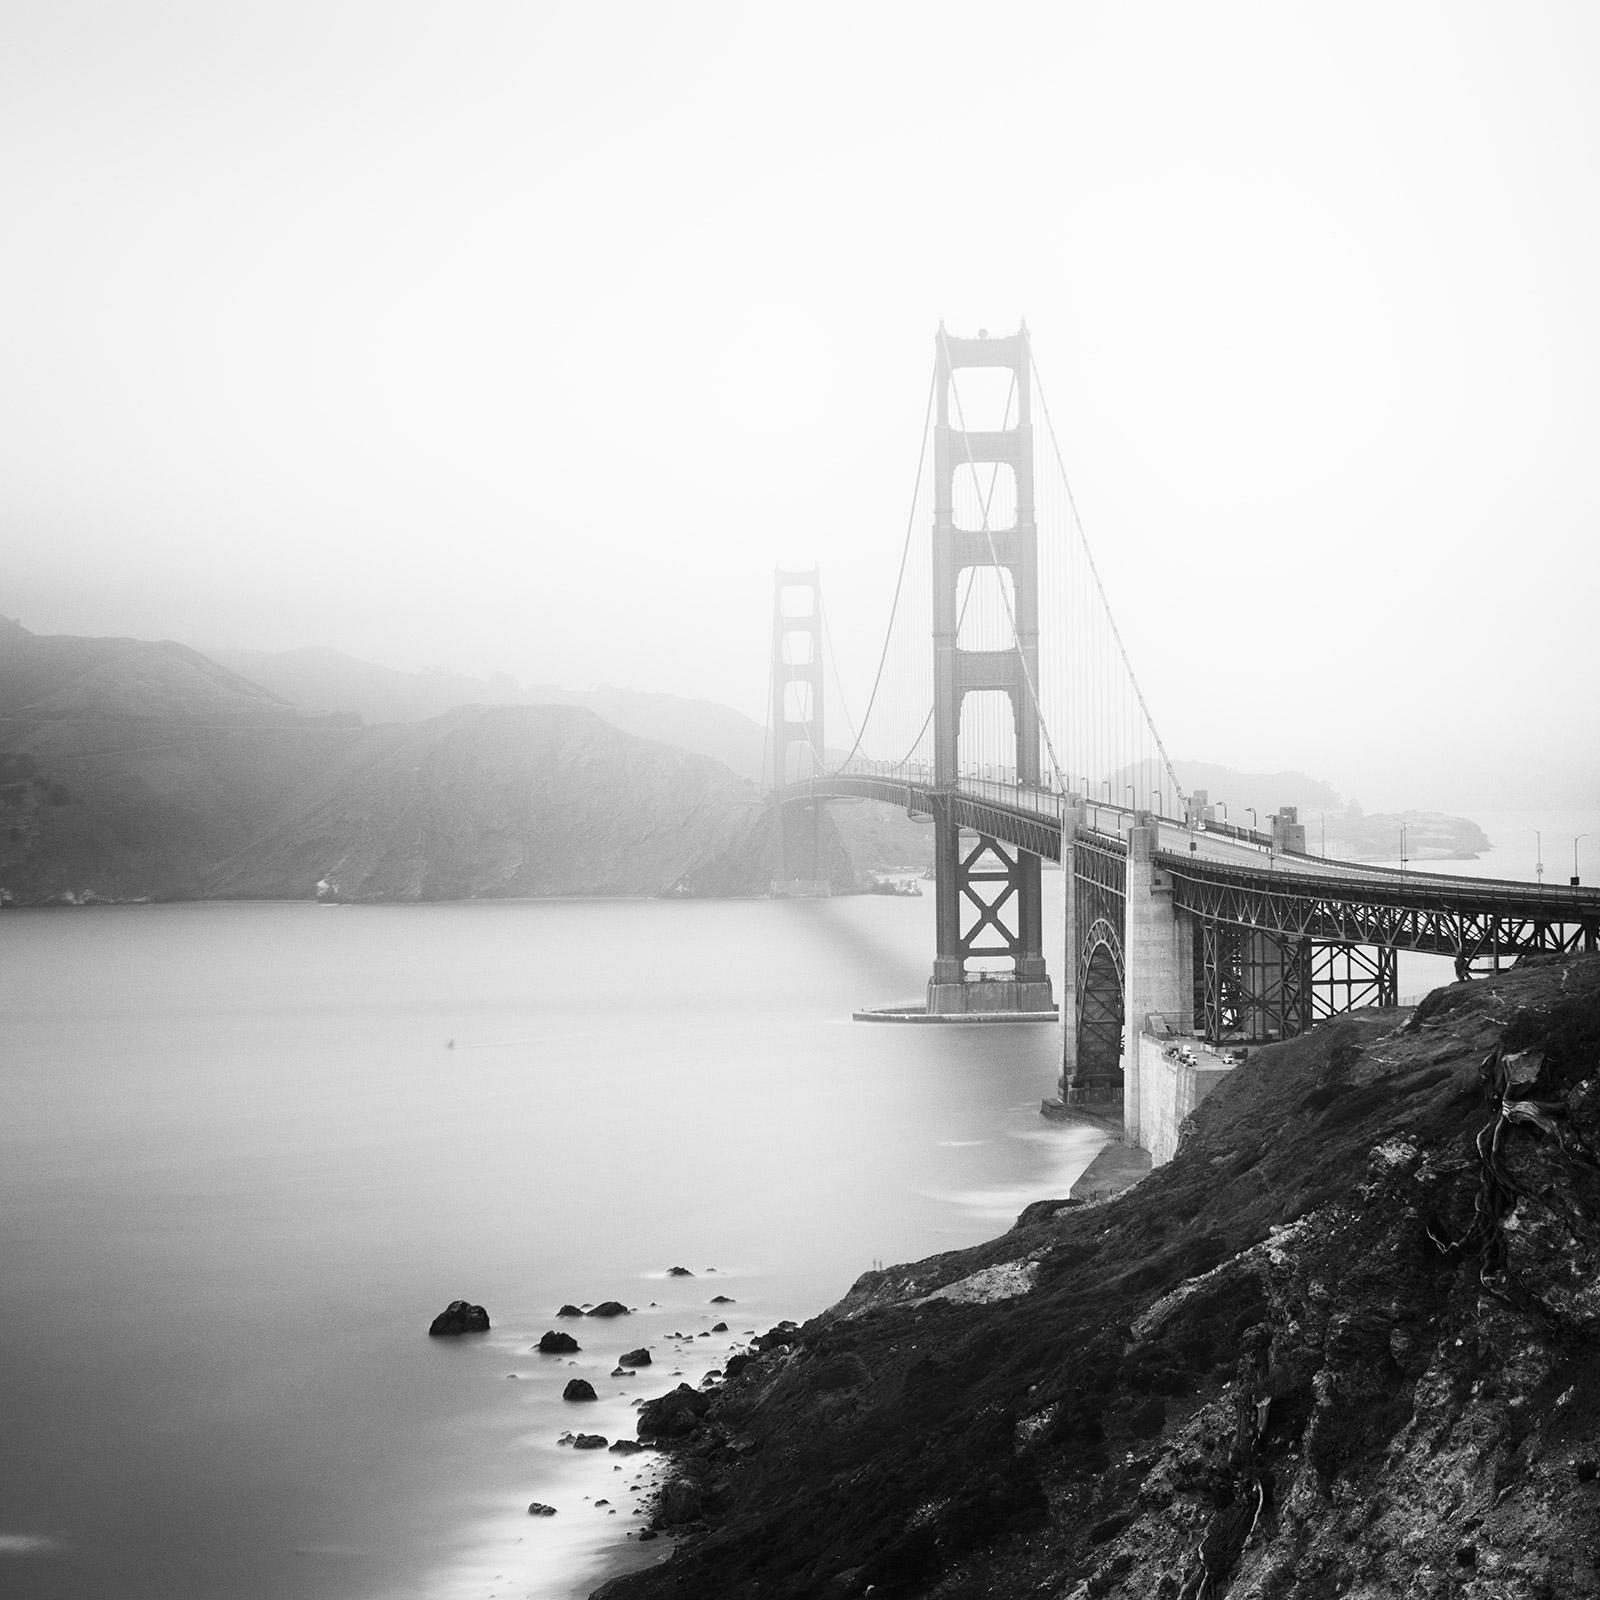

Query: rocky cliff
[605,956,1600,1600]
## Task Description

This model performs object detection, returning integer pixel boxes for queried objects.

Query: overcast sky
[4,1,1597,809]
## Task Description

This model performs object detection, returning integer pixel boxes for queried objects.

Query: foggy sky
[4,1,1598,811]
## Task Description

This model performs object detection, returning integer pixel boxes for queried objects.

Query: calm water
[0,891,1099,1600]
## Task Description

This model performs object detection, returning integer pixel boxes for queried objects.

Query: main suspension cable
[1031,348,1188,811]
[823,359,937,773]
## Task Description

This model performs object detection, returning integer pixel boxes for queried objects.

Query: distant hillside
[204,703,840,903]
[1115,757,1491,860]
[200,644,769,781]
[0,622,855,905]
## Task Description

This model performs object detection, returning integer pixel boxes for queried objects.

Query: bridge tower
[770,567,830,895]
[926,326,1054,1015]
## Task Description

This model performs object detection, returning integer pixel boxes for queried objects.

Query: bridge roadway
[782,767,1600,955]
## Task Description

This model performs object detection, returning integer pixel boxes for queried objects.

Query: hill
[605,955,1600,1599]
[0,623,856,904]
[200,644,771,782]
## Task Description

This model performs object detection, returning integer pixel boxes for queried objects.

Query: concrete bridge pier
[1121,819,1196,1149]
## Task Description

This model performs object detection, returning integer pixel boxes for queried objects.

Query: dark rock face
[609,1438,647,1455]
[636,1383,712,1439]
[562,1379,598,1402]
[596,958,1600,1600]
[656,1478,703,1525]
[427,1300,490,1336]
[537,1330,580,1354]
[572,1433,608,1450]
[587,1301,630,1318]
[556,1303,584,1317]
[619,1347,652,1367]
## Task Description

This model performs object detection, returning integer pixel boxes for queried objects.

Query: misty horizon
[5,4,1598,812]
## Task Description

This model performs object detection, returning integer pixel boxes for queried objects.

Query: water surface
[0,892,1097,1599]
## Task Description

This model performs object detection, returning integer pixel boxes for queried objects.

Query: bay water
[0,888,1100,1600]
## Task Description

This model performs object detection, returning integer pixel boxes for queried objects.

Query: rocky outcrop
[427,1300,489,1336]
[619,1347,652,1367]
[537,1330,580,1354]
[586,1301,630,1318]
[601,956,1600,1600]
[562,1379,598,1402]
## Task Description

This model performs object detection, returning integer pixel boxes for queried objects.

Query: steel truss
[956,835,1031,964]
[1071,831,1128,1092]
[1161,854,1600,960]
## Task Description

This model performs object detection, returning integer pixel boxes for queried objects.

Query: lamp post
[1528,828,1543,884]
[1216,801,1228,823]
[1245,806,1257,833]
[1399,822,1408,872]
[1575,834,1589,888]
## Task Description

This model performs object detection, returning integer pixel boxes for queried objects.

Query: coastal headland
[602,955,1600,1599]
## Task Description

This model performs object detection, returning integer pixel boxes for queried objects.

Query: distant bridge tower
[770,567,824,787]
[770,567,830,895]
[927,326,1053,1015]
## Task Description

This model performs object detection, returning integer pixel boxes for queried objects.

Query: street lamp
[1245,806,1257,832]
[1575,834,1589,887]
[1528,828,1543,884]
[1399,822,1408,872]
[1216,801,1228,822]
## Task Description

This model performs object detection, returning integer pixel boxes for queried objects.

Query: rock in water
[587,1300,630,1318]
[620,1347,653,1366]
[537,1330,580,1353]
[563,1378,598,1402]
[572,1433,608,1449]
[556,1303,584,1317]
[667,1266,694,1276]
[526,1502,557,1517]
[428,1300,490,1336]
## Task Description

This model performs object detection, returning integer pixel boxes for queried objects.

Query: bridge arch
[1075,915,1125,1092]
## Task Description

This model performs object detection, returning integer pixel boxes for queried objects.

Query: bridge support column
[1123,821,1195,1154]
[924,323,1053,1018]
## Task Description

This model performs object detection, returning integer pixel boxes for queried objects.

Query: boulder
[538,1330,581,1354]
[637,1382,713,1439]
[709,1295,735,1304]
[711,1322,728,1333]
[572,1433,608,1450]
[667,1266,695,1277]
[656,1477,703,1525]
[527,1503,557,1517]
[723,1352,755,1378]
[620,1347,653,1367]
[563,1379,598,1402]
[587,1301,631,1318]
[609,1438,647,1454]
[557,1304,585,1318]
[428,1300,490,1336]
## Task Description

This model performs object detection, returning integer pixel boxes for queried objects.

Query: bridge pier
[1121,821,1195,1147]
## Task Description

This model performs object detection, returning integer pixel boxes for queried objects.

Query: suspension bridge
[766,324,1600,1155]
